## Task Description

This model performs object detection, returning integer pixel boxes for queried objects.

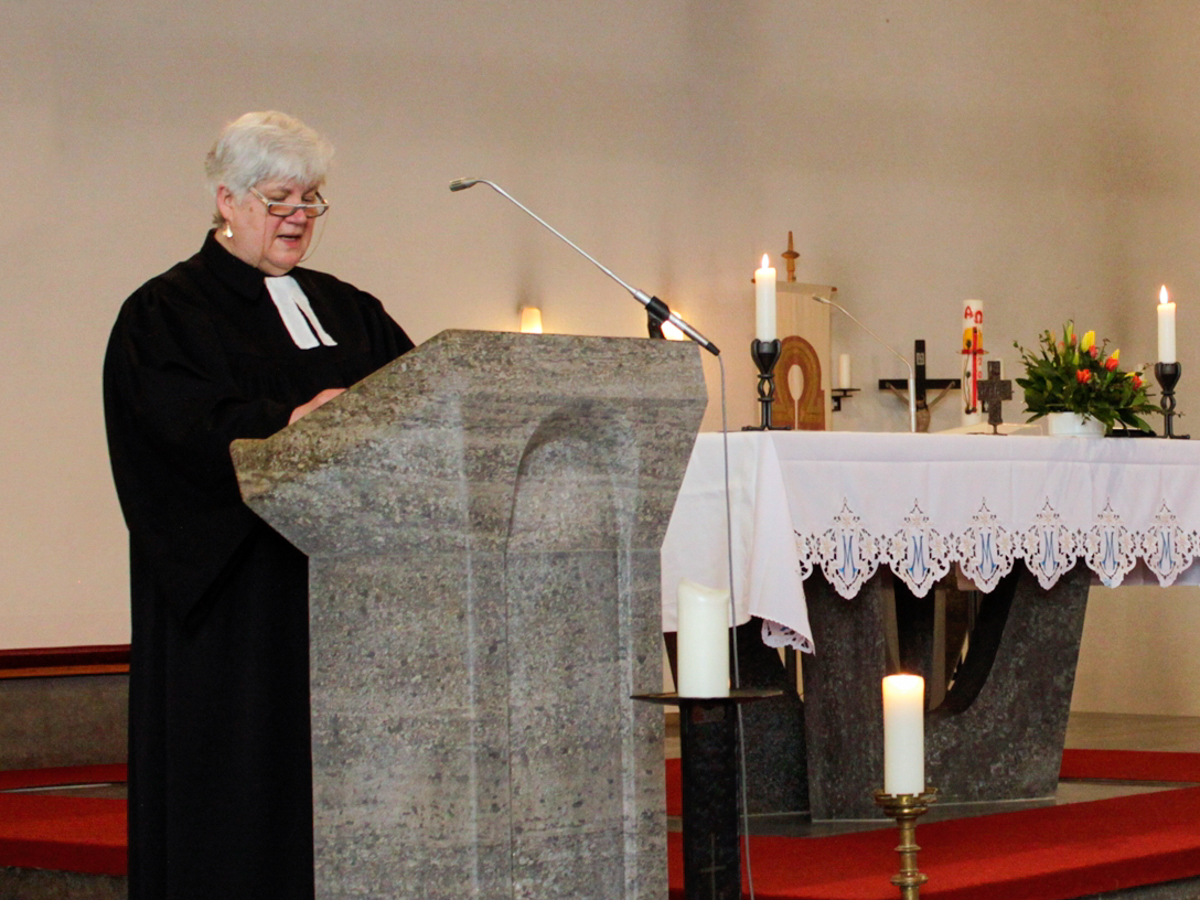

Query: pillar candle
[837,354,852,389]
[1159,285,1177,364]
[882,674,925,795]
[675,579,730,698]
[755,254,776,342]
[962,299,985,425]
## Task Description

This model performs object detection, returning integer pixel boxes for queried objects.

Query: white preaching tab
[265,276,338,349]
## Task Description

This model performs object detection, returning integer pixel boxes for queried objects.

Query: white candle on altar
[1158,285,1177,364]
[675,579,730,698]
[837,354,852,389]
[755,254,776,342]
[882,674,925,795]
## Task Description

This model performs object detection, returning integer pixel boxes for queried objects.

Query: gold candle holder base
[874,787,938,899]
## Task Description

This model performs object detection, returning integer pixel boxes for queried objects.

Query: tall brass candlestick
[874,788,938,899]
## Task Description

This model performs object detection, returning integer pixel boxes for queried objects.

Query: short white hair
[205,110,334,200]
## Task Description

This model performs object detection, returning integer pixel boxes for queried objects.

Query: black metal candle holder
[634,689,781,900]
[744,339,784,431]
[831,387,860,411]
[1154,362,1190,439]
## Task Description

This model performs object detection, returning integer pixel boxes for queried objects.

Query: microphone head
[449,178,481,192]
[811,295,831,305]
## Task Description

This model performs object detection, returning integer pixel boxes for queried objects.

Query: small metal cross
[976,360,1012,434]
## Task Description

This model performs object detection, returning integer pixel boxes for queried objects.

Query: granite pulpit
[231,330,707,900]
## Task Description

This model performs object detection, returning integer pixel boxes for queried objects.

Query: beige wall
[1,1,1197,713]
[1075,585,1200,716]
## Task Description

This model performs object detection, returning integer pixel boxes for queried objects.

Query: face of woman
[216,180,322,276]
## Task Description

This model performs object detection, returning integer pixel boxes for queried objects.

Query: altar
[662,431,1200,818]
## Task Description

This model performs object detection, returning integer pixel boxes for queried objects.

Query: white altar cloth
[661,431,1200,652]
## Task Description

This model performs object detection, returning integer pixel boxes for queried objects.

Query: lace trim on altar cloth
[801,497,1195,600]
[759,496,1196,654]
[762,620,814,653]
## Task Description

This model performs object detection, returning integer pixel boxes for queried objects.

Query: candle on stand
[837,353,852,389]
[755,254,776,342]
[675,579,730,698]
[882,674,925,795]
[1159,285,1177,364]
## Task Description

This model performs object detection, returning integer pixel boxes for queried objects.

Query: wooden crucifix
[878,340,961,433]
[976,359,1013,435]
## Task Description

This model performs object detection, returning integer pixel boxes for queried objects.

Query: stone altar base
[801,563,1091,820]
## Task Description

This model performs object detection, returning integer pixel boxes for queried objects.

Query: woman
[104,111,414,899]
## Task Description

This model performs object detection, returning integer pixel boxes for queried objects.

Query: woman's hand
[289,388,346,425]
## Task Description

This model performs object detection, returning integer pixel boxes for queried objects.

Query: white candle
[1158,285,1177,364]
[882,674,925,795]
[837,354,852,389]
[755,254,776,342]
[675,579,730,698]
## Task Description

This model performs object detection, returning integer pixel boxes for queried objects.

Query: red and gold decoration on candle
[961,300,985,425]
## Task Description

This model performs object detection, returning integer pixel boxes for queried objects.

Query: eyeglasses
[249,186,330,218]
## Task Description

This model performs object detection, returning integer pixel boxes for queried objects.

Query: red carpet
[666,751,1200,899]
[0,793,126,876]
[1059,748,1200,783]
[668,786,1200,899]
[0,764,127,793]
[0,764,128,876]
[665,749,1200,817]
[2,752,1199,886]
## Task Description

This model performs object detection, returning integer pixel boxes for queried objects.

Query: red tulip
[1132,374,1143,389]
[1105,356,1119,371]
[1076,369,1092,384]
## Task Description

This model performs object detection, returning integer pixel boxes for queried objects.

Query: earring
[223,222,233,239]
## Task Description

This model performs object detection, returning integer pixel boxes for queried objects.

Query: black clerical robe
[103,232,414,900]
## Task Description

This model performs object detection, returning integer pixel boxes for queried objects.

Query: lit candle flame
[1161,285,1170,305]
[761,253,770,270]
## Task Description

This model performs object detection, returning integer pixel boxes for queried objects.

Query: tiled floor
[665,711,1200,838]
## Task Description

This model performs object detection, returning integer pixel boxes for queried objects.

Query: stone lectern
[231,330,706,900]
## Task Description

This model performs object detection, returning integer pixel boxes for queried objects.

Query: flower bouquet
[1013,322,1158,433]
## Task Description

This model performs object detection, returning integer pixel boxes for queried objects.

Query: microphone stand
[450,178,719,356]
[812,296,917,434]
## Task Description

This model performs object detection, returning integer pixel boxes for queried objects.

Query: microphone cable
[716,352,757,900]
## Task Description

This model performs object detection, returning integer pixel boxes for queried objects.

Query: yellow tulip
[1081,330,1095,352]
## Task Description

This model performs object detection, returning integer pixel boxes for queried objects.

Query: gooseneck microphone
[449,178,719,356]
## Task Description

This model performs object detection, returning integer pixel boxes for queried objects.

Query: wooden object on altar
[231,330,706,900]
[771,282,836,430]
